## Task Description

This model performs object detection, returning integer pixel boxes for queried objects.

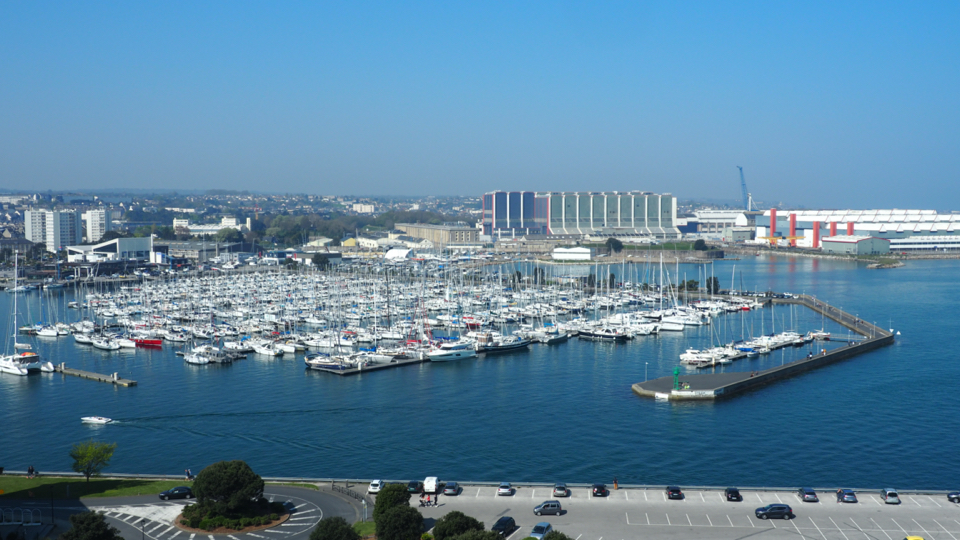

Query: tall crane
[737,166,754,211]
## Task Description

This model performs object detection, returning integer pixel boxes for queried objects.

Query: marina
[54,364,138,387]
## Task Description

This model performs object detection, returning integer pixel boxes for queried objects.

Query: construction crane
[737,166,751,211]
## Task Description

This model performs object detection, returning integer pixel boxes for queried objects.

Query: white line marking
[662,492,666,501]
[750,516,755,528]
[757,493,763,502]
[727,515,733,527]
[912,518,933,539]
[646,513,649,525]
[934,519,957,540]
[775,493,783,503]
[810,517,825,538]
[643,491,648,502]
[531,489,535,498]
[665,514,670,526]
[169,532,182,539]
[246,534,267,539]
[189,534,195,540]
[700,492,704,502]
[208,535,214,540]
[870,518,893,540]
[891,518,907,533]
[280,524,305,527]
[830,516,850,540]
[229,536,240,540]
[771,520,776,529]
[575,536,581,540]
[625,513,629,525]
[625,491,629,501]
[123,516,137,523]
[928,496,943,508]
[706,515,712,527]
[686,514,691,526]
[912,497,921,507]
[262,530,292,535]
[476,488,481,497]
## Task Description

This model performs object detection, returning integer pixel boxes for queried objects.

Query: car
[490,516,516,537]
[552,483,569,497]
[443,482,461,496]
[529,522,553,540]
[666,486,683,500]
[368,480,384,494]
[755,504,793,520]
[949,491,960,503]
[158,486,193,500]
[725,487,742,501]
[424,476,439,494]
[534,500,562,516]
[407,480,424,493]
[880,488,901,504]
[592,483,609,497]
[497,482,513,496]
[837,489,858,503]
[798,487,819,502]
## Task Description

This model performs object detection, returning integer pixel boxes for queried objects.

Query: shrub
[270,513,279,521]
[432,511,483,540]
[193,460,265,514]
[372,484,411,522]
[376,506,423,540]
[309,516,361,540]
[422,534,434,540]
[189,517,201,528]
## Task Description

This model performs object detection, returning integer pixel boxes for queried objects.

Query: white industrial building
[25,209,83,252]
[66,237,154,263]
[820,235,890,255]
[755,209,960,249]
[552,247,594,260]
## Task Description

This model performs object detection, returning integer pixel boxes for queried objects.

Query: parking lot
[415,486,960,540]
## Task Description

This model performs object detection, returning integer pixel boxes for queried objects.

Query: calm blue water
[1,255,956,489]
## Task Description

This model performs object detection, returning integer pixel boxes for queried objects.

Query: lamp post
[138,518,145,540]
[645,362,648,382]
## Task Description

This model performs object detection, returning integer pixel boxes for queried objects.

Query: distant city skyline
[2,2,958,210]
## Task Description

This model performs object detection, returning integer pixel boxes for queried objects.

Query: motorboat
[427,347,478,361]
[81,416,113,424]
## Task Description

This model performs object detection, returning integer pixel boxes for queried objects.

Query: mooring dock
[631,294,894,400]
[309,357,428,376]
[54,364,138,386]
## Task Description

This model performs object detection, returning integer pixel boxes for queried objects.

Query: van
[423,476,439,494]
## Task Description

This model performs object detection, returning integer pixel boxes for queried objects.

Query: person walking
[27,465,35,479]
[614,477,618,490]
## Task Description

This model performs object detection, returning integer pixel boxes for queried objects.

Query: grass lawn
[352,520,376,537]
[0,476,192,499]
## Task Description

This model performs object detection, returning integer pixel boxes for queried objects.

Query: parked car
[497,482,513,496]
[424,477,439,494]
[491,516,516,537]
[666,486,683,500]
[443,481,461,496]
[158,486,193,500]
[880,488,901,504]
[837,489,858,503]
[529,522,553,540]
[552,483,568,497]
[368,480,384,494]
[949,491,960,503]
[798,487,819,502]
[592,483,609,497]
[755,504,793,520]
[725,487,742,502]
[534,500,562,516]
[407,480,424,493]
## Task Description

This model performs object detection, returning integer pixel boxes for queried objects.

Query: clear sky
[2,1,958,209]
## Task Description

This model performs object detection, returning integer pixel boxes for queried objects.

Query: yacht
[427,347,478,361]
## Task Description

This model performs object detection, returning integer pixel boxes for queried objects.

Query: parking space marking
[625,491,629,501]
[870,518,894,540]
[757,493,763,502]
[891,518,907,534]
[169,532,182,539]
[475,488,480,497]
[934,519,958,540]
[828,517,849,540]
[912,518,933,539]
[700,492,704,503]
[665,513,670,526]
[531,489,535,498]
[912,497,922,507]
[147,523,166,533]
[662,492,666,502]
[643,491,648,502]
[706,515,712,526]
[625,513,629,525]
[810,517,826,538]
[686,514,691,526]
[727,515,733,527]
[849,518,870,540]
[189,534,195,540]
[770,519,776,529]
[245,534,266,539]
[645,513,649,525]
[228,535,240,540]
[929,497,943,508]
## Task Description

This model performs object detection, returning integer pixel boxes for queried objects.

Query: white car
[497,482,513,496]
[368,479,384,494]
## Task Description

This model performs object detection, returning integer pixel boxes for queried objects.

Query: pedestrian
[185,468,192,480]
[614,477,618,490]
[27,465,35,479]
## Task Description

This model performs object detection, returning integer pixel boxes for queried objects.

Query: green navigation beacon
[673,366,681,390]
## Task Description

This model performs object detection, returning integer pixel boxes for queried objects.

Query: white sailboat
[1,251,44,375]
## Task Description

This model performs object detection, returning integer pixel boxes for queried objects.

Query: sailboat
[1,251,50,375]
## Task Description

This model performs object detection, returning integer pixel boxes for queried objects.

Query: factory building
[821,236,890,256]
[482,191,680,240]
[754,209,960,250]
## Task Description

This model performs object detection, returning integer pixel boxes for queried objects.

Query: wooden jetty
[310,357,428,376]
[55,363,137,387]
[632,294,894,400]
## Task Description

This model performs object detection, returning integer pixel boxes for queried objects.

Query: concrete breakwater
[632,294,895,400]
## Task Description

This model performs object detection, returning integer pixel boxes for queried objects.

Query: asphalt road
[2,486,360,540]
[417,485,960,540]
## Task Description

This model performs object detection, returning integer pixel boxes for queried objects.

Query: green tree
[542,531,575,540]
[193,460,265,513]
[373,484,410,522]
[605,237,623,253]
[309,516,360,540]
[215,228,244,244]
[706,276,720,294]
[375,506,423,540]
[69,440,117,482]
[312,253,330,269]
[449,531,501,540]
[432,511,484,540]
[60,511,123,540]
[693,239,708,251]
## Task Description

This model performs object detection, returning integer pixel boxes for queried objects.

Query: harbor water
[1,255,956,489]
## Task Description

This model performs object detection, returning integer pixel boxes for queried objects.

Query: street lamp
[645,362,648,382]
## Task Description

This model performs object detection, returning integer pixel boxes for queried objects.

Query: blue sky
[2,1,958,209]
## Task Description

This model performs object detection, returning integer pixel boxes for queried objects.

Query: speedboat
[81,416,113,424]
[427,347,478,361]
